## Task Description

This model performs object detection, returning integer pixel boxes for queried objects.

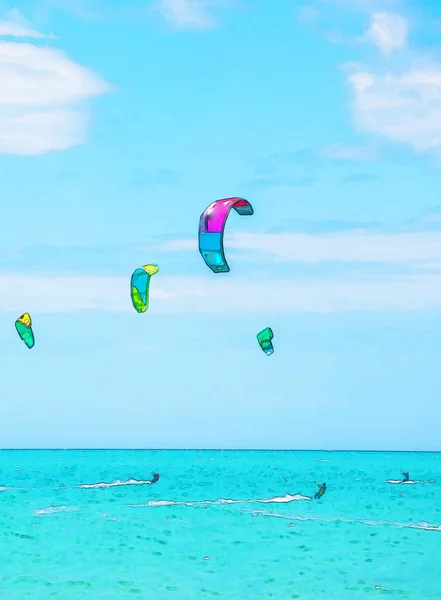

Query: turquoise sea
[0,450,440,599]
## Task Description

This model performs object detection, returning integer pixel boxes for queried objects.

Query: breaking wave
[386,479,435,485]
[245,509,441,532]
[127,493,312,508]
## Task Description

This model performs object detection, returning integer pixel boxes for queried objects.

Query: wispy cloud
[253,148,320,174]
[157,0,213,29]
[296,0,403,45]
[3,215,441,314]
[248,176,317,188]
[0,13,110,155]
[3,217,441,275]
[409,207,441,230]
[269,219,381,234]
[0,9,56,39]
[160,229,441,265]
[340,172,379,183]
[364,11,408,55]
[156,0,234,30]
[297,5,321,27]
[319,0,401,8]
[322,141,375,161]
[251,143,377,187]
[131,168,182,187]
[2,273,441,314]
[249,148,321,188]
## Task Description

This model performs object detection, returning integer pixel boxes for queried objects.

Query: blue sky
[1,0,441,450]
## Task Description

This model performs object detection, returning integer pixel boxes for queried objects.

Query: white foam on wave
[245,509,441,532]
[258,494,312,503]
[386,480,429,485]
[77,478,153,489]
[35,505,81,516]
[315,458,330,463]
[127,493,312,509]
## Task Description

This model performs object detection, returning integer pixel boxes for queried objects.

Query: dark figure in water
[150,472,160,484]
[402,472,410,482]
[314,482,326,499]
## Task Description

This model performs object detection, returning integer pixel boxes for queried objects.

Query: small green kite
[15,313,35,349]
[257,327,274,356]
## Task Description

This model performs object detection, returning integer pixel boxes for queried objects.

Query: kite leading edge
[15,313,35,349]
[130,264,159,313]
[198,197,254,273]
[257,327,274,356]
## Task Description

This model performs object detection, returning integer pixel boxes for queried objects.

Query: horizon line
[0,448,439,453]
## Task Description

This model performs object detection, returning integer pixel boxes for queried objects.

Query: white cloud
[333,9,441,151]
[0,17,110,155]
[346,61,441,150]
[2,273,441,314]
[156,0,215,29]
[309,3,441,152]
[161,230,441,264]
[322,141,374,160]
[364,12,408,55]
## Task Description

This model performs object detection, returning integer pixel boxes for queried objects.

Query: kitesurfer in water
[149,472,159,484]
[314,482,326,499]
[402,472,409,482]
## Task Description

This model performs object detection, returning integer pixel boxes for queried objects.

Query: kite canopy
[198,197,254,273]
[257,327,274,356]
[130,264,159,313]
[15,313,35,349]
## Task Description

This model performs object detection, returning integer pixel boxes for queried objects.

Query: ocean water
[0,450,440,600]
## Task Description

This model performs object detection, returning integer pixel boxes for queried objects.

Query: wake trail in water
[127,493,312,508]
[77,478,153,489]
[244,509,441,532]
[35,505,81,516]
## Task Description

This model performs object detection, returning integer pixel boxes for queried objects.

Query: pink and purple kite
[198,197,254,273]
